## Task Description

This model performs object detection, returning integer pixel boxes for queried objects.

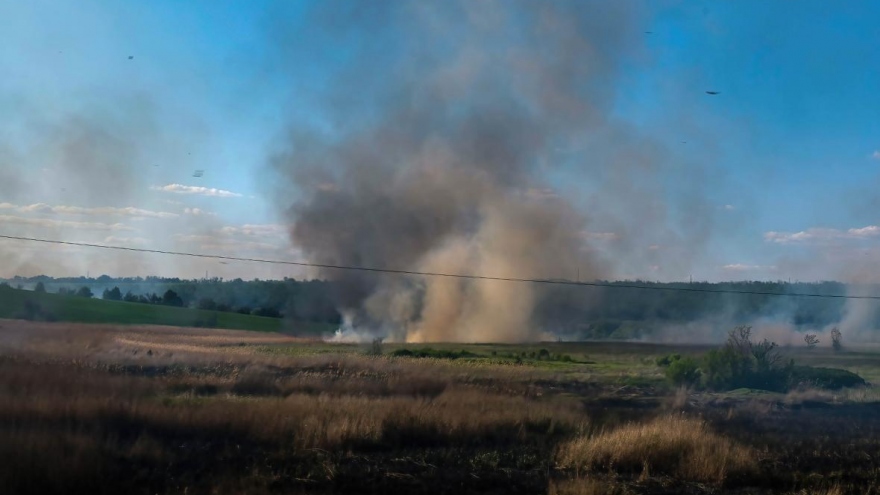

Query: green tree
[664,356,702,387]
[34,282,46,293]
[75,286,93,298]
[161,289,184,307]
[103,286,122,301]
[197,298,218,310]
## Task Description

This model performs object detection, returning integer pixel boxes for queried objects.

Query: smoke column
[271,1,648,342]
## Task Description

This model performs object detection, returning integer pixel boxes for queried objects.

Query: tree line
[11,276,879,334]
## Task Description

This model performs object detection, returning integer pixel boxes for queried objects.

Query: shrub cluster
[391,348,477,360]
[656,326,863,392]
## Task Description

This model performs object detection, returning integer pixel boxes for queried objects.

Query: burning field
[2,319,880,494]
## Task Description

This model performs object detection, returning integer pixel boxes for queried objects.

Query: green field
[0,285,335,334]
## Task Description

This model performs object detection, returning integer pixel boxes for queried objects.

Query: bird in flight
[193,170,204,178]
[128,55,134,60]
[705,91,720,95]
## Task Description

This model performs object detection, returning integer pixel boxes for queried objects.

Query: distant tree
[34,282,46,293]
[75,286,93,298]
[161,289,184,307]
[831,327,843,352]
[123,291,139,303]
[197,298,218,311]
[103,286,122,301]
[751,338,783,372]
[804,334,819,349]
[236,306,252,315]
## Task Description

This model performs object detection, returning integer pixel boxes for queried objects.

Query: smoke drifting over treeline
[271,1,723,342]
[269,1,880,344]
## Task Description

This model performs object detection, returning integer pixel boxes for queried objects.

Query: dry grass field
[1,320,879,494]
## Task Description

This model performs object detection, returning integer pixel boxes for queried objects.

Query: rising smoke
[271,1,650,342]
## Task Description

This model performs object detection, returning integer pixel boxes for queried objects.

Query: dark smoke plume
[271,1,647,342]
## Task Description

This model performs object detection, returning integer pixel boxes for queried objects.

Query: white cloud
[723,204,735,211]
[183,208,215,216]
[764,225,880,244]
[172,222,291,255]
[872,150,880,160]
[151,184,242,198]
[0,202,177,219]
[0,214,133,231]
[103,236,149,246]
[199,241,282,253]
[220,224,287,237]
[174,234,283,253]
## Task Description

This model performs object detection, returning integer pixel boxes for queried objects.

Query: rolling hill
[0,285,334,334]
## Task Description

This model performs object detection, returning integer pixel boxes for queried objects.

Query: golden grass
[0,348,587,451]
[555,415,756,483]
[549,477,629,495]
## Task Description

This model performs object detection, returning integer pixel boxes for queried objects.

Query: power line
[1,233,878,300]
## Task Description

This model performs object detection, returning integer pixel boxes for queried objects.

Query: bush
[664,356,701,387]
[75,287,93,298]
[701,327,792,392]
[656,354,682,367]
[390,348,477,360]
[790,366,866,390]
[16,300,56,322]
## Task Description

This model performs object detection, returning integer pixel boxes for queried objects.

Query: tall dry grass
[548,477,629,495]
[556,415,756,483]
[0,348,589,494]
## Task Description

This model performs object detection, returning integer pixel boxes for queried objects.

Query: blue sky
[1,0,879,282]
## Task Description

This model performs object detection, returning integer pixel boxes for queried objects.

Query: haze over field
[3,1,880,341]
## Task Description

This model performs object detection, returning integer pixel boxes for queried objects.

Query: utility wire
[1,233,878,300]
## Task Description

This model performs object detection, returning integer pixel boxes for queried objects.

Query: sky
[1,0,880,283]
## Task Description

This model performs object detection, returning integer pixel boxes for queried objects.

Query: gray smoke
[271,1,657,342]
